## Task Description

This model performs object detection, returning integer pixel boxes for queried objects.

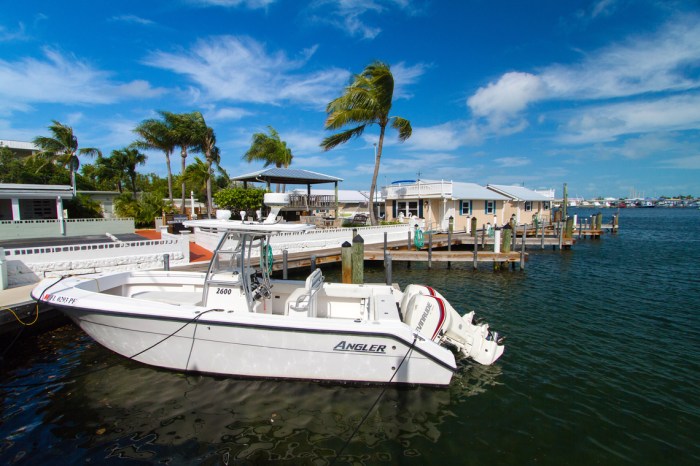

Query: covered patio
[231,168,344,220]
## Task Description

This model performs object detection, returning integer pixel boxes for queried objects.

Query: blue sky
[1,0,699,198]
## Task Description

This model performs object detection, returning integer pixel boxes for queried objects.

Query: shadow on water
[1,324,504,465]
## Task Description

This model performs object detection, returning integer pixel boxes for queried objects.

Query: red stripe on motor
[431,297,446,340]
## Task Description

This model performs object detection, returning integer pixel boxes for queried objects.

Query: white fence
[383,181,453,199]
[0,217,135,240]
[192,223,413,257]
[3,236,190,286]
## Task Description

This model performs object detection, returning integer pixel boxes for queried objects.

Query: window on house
[543,201,550,210]
[397,200,419,217]
[525,201,532,211]
[485,200,495,214]
[460,200,471,215]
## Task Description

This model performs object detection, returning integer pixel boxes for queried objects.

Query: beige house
[383,180,510,232]
[487,184,552,225]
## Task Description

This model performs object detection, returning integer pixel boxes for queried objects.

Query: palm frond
[391,117,413,142]
[320,126,366,151]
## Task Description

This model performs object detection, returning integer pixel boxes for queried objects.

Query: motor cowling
[402,285,505,366]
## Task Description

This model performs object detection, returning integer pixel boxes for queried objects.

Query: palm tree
[133,117,176,204]
[243,126,293,192]
[161,111,206,214]
[32,120,102,195]
[195,118,220,218]
[321,61,412,225]
[112,147,147,199]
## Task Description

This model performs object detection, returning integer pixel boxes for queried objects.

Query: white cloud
[493,157,530,168]
[0,48,164,111]
[0,22,27,42]
[391,61,429,100]
[307,0,419,40]
[468,72,545,125]
[559,94,700,144]
[406,122,481,151]
[205,107,252,121]
[188,0,277,8]
[109,15,155,26]
[658,154,700,169]
[146,36,349,107]
[466,16,700,133]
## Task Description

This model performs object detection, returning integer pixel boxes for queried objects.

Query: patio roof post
[334,181,339,219]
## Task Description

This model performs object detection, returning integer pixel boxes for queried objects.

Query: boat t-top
[32,220,504,386]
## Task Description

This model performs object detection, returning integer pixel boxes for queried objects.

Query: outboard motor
[402,285,505,365]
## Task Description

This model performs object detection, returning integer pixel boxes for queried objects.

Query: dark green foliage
[213,187,266,214]
[64,194,103,219]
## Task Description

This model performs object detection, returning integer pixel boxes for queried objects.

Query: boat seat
[287,269,324,317]
[131,291,202,306]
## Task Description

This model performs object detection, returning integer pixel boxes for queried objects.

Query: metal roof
[0,183,73,199]
[487,184,553,201]
[231,168,343,185]
[451,182,510,200]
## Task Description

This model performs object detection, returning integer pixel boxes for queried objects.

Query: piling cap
[352,234,364,244]
[341,241,351,247]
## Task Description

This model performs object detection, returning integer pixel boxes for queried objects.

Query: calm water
[2,208,699,465]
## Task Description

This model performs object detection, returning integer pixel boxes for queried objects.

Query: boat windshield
[206,230,274,311]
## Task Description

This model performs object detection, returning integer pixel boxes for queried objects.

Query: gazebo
[230,168,343,218]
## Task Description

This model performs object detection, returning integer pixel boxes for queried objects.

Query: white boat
[31,220,504,386]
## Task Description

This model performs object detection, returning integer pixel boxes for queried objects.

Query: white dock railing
[192,224,412,256]
[3,236,190,286]
[382,180,453,199]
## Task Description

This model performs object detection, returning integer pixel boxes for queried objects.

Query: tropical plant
[201,125,220,218]
[243,126,293,192]
[32,120,102,194]
[160,111,206,214]
[321,61,412,225]
[113,147,147,199]
[213,187,266,217]
[64,193,103,219]
[133,114,177,204]
[114,191,168,228]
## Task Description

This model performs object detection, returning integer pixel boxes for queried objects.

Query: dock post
[385,253,392,285]
[163,253,170,271]
[471,217,477,237]
[341,241,352,284]
[481,224,486,250]
[407,231,412,269]
[501,228,510,253]
[428,231,433,269]
[520,225,527,270]
[558,222,563,250]
[283,249,288,279]
[310,255,317,272]
[473,232,478,270]
[447,225,452,269]
[540,223,545,249]
[578,218,583,239]
[383,231,388,256]
[596,213,603,231]
[351,234,364,284]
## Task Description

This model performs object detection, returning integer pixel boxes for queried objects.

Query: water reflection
[23,331,502,465]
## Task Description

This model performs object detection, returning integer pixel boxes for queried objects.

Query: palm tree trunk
[180,146,187,214]
[165,152,174,205]
[206,159,213,219]
[369,126,386,226]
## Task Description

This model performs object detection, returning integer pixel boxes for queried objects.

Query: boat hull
[61,305,456,386]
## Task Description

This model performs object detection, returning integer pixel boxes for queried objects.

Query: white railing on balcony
[382,181,453,199]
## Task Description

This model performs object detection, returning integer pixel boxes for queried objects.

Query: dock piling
[384,253,392,285]
[163,254,170,271]
[341,241,352,284]
[283,249,288,279]
[351,235,364,284]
